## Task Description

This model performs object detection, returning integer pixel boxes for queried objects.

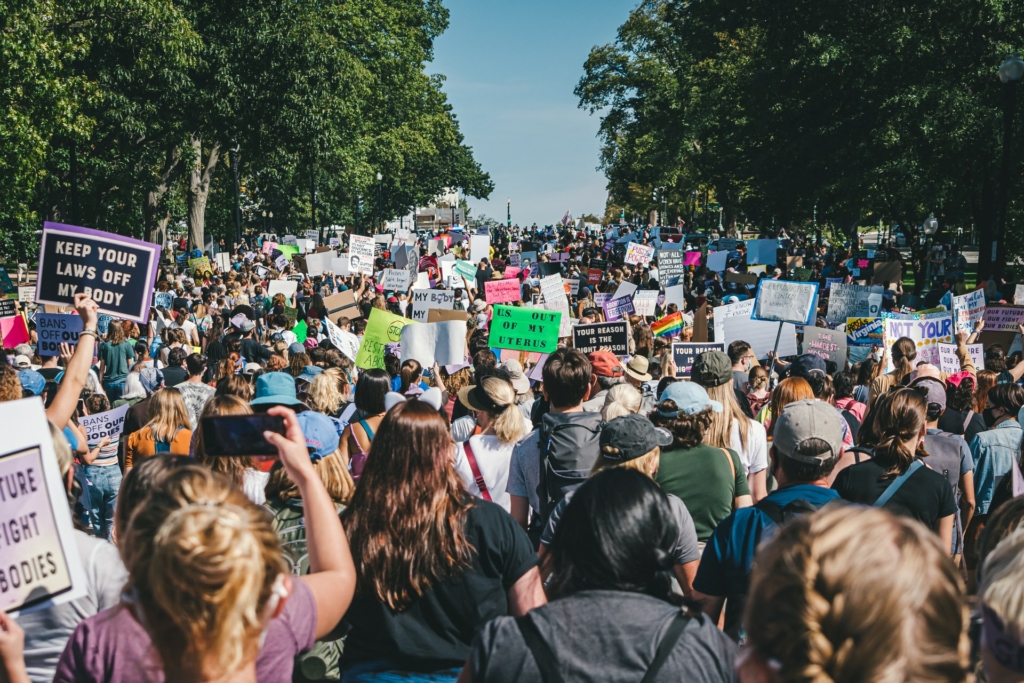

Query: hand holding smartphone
[201,415,287,456]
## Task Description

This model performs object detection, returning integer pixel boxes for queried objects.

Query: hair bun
[653,547,673,569]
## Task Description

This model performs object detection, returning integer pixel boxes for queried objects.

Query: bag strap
[754,499,785,526]
[515,616,565,683]
[719,448,737,499]
[463,440,492,502]
[873,460,924,508]
[357,419,375,441]
[963,410,974,433]
[639,611,691,683]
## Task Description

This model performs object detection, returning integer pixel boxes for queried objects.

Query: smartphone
[201,415,285,457]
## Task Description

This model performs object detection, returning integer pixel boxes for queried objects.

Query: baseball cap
[946,371,974,388]
[587,351,624,379]
[139,366,164,394]
[13,355,32,370]
[910,376,947,411]
[790,353,827,378]
[908,364,941,385]
[500,359,531,394]
[599,414,673,461]
[243,362,263,376]
[772,399,844,464]
[294,411,340,461]
[690,351,732,388]
[298,365,323,383]
[288,342,306,356]
[19,369,45,396]
[657,381,723,417]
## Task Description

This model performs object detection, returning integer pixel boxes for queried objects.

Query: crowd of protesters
[0,220,1023,683]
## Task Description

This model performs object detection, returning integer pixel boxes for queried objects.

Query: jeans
[103,378,126,403]
[341,662,460,683]
[82,464,122,540]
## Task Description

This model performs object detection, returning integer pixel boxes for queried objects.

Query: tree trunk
[144,146,183,244]
[974,168,999,283]
[186,135,221,251]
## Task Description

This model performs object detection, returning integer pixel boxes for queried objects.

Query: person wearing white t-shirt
[452,376,532,513]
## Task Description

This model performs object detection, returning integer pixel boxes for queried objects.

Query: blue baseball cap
[657,381,723,418]
[250,372,308,409]
[19,369,45,396]
[295,411,340,461]
[298,365,323,383]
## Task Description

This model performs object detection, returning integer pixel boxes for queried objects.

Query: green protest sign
[487,305,561,353]
[453,260,477,281]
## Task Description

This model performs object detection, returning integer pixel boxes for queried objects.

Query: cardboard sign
[983,305,1024,332]
[411,289,455,322]
[603,296,636,322]
[826,283,883,323]
[884,313,954,367]
[488,305,561,353]
[624,242,655,266]
[846,317,883,346]
[938,343,984,374]
[786,255,804,269]
[0,299,17,318]
[871,260,901,286]
[401,320,467,366]
[484,279,522,305]
[633,290,659,317]
[35,222,162,324]
[725,272,759,286]
[356,308,414,369]
[802,327,848,368]
[36,313,83,356]
[78,404,130,443]
[381,269,411,291]
[573,321,629,355]
[0,398,87,615]
[427,308,470,323]
[672,342,726,378]
[751,280,818,326]
[348,235,375,275]
[322,317,360,361]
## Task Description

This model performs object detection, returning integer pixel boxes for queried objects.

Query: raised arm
[46,294,99,429]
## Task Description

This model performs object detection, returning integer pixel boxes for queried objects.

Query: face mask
[984,407,1001,428]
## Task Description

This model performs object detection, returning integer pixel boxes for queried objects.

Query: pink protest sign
[262,241,278,255]
[504,267,521,279]
[1,314,30,348]
[684,252,702,266]
[484,278,522,304]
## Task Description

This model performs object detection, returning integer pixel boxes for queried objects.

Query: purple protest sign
[603,240,615,253]
[603,296,636,322]
[36,222,162,324]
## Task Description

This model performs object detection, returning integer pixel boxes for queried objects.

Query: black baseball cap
[599,414,673,461]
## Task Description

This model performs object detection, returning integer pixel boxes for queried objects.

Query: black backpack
[537,411,604,523]
[840,409,861,443]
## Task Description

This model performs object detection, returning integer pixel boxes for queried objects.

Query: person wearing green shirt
[97,321,135,402]
[651,380,752,544]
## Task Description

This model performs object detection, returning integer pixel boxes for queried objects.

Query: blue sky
[430,0,636,227]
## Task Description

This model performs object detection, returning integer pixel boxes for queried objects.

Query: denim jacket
[970,420,1023,515]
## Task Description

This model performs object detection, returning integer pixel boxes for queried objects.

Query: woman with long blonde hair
[306,367,346,416]
[123,388,193,469]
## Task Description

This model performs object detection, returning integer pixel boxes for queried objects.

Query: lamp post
[376,172,383,235]
[507,198,511,229]
[922,212,939,293]
[230,147,242,244]
[991,53,1024,280]
[262,210,267,232]
[268,211,273,233]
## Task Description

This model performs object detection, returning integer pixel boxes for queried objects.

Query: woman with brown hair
[975,369,999,413]
[123,388,193,469]
[738,506,970,683]
[869,332,977,408]
[192,395,270,504]
[760,376,814,437]
[340,400,546,678]
[98,318,136,402]
[832,388,956,551]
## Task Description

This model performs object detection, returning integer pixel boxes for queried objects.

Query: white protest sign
[624,242,655,266]
[952,289,986,334]
[826,283,883,323]
[713,298,755,342]
[411,289,455,322]
[298,239,316,254]
[381,269,411,291]
[0,398,87,615]
[664,284,685,309]
[323,317,360,361]
[884,313,954,368]
[412,272,431,290]
[937,342,984,374]
[752,280,818,325]
[216,252,231,271]
[539,274,572,337]
[268,280,298,299]
[400,320,467,366]
[470,235,491,265]
[304,250,336,275]
[983,305,1024,332]
[274,254,288,270]
[633,290,658,317]
[330,256,352,276]
[348,235,375,275]
[612,280,638,301]
[1016,284,1024,304]
[706,251,728,272]
[18,286,35,303]
[78,404,130,443]
[722,315,798,359]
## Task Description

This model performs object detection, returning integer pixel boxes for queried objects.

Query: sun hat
[500,359,531,394]
[250,372,308,409]
[624,355,653,382]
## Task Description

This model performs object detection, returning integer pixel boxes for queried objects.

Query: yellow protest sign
[355,308,415,369]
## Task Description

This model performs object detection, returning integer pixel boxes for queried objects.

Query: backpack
[537,411,604,524]
[151,426,181,454]
[754,497,819,527]
[266,499,345,682]
[840,409,861,443]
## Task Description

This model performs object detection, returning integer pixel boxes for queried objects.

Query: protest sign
[682,251,701,267]
[609,279,637,300]
[216,252,231,271]
[792,267,813,281]
[654,250,683,286]
[573,321,629,355]
[624,242,655,266]
[1,315,29,348]
[328,237,340,248]
[348,235,375,275]
[672,342,725,378]
[706,251,728,272]
[884,313,954,367]
[751,280,818,326]
[323,290,361,322]
[35,222,161,324]
[786,255,804,270]
[470,235,490,264]
[79,404,130,443]
[330,256,352,276]
[303,250,335,275]
[0,398,87,614]
[304,229,319,243]
[509,253,522,268]
[488,305,561,353]
[36,313,83,356]
[1016,284,1024,303]
[725,272,759,286]
[633,290,658,317]
[453,260,477,284]
[713,298,754,341]
[846,317,884,346]
[586,268,603,285]
[802,327,848,368]
[0,266,13,293]
[983,305,1024,332]
[938,343,984,374]
[322,317,360,361]
[484,279,522,305]
[871,260,901,286]
[277,244,299,260]
[401,320,467,366]
[0,299,17,318]
[723,315,798,359]
[664,284,685,310]
[356,308,414,369]
[411,289,455,322]
[952,289,986,334]
[267,280,297,299]
[381,269,411,291]
[282,235,297,246]
[427,309,470,324]
[539,275,572,337]
[274,254,289,270]
[153,292,173,310]
[746,240,779,265]
[825,277,843,290]
[826,283,883,323]
[18,286,34,303]
[261,241,278,255]
[603,296,636,322]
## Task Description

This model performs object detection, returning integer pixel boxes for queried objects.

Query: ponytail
[868,389,928,475]
[399,359,422,394]
[890,337,918,384]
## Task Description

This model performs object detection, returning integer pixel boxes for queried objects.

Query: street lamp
[376,172,383,235]
[262,210,267,232]
[923,213,939,236]
[922,213,939,294]
[268,211,273,233]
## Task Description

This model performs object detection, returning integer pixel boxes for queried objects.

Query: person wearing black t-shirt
[832,388,956,551]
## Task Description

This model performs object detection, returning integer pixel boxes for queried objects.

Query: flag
[560,210,573,227]
[651,312,683,338]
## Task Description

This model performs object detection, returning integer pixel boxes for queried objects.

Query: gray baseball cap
[773,399,844,464]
